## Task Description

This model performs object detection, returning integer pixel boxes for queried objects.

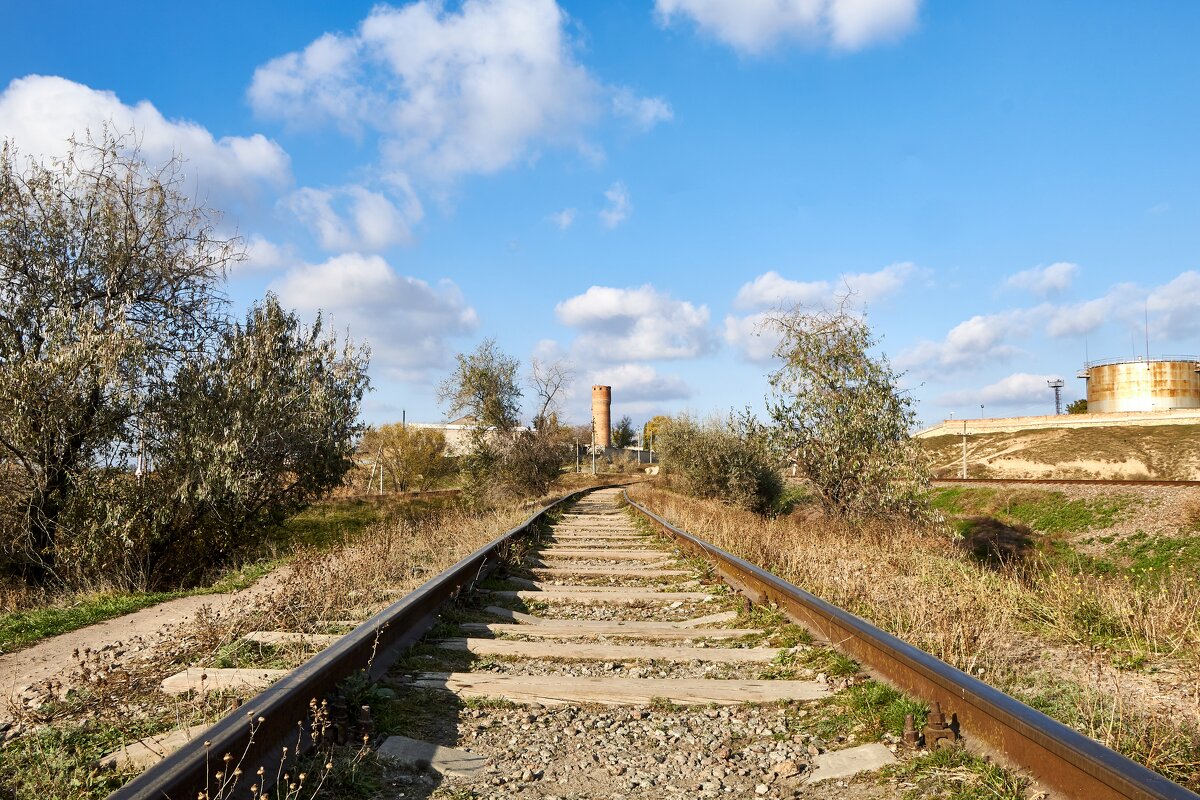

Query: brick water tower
[591,385,612,448]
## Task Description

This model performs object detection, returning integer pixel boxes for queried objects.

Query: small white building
[407,415,530,456]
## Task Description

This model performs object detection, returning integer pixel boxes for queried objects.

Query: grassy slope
[919,423,1200,479]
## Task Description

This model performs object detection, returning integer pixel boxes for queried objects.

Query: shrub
[656,413,783,515]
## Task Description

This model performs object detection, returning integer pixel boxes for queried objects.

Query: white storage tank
[1079,357,1200,412]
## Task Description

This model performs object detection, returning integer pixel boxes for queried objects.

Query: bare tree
[529,357,574,430]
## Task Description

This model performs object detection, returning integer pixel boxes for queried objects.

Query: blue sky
[3,1,1199,429]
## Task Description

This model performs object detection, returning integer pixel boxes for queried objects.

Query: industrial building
[1077,357,1200,413]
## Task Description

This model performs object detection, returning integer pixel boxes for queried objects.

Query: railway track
[934,477,1200,487]
[109,486,1197,799]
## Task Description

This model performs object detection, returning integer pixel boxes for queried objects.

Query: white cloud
[590,363,692,403]
[283,184,422,252]
[0,75,289,202]
[250,1,667,186]
[733,271,829,311]
[939,373,1065,409]
[733,263,916,312]
[556,285,713,362]
[1148,271,1200,339]
[612,88,674,131]
[237,234,297,273]
[599,181,632,228]
[725,263,917,361]
[548,208,576,230]
[898,310,1035,375]
[723,312,780,363]
[1004,262,1078,297]
[655,0,920,54]
[272,253,478,378]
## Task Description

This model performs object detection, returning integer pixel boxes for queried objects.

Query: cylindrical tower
[591,385,612,448]
[1080,357,1200,412]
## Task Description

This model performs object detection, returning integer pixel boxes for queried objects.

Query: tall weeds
[629,485,1200,788]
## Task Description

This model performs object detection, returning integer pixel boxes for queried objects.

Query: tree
[360,423,451,492]
[439,340,569,502]
[1066,399,1087,414]
[138,296,368,584]
[0,133,235,584]
[438,338,522,431]
[643,415,672,450]
[766,305,930,520]
[529,357,573,431]
[612,415,637,448]
[0,135,369,588]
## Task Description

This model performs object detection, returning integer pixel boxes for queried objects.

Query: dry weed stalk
[2,501,530,799]
[629,485,1200,786]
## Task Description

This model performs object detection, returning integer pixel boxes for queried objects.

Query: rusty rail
[624,491,1198,800]
[935,477,1200,487]
[107,486,608,800]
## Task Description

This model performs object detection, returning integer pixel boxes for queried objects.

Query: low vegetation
[654,412,783,514]
[0,498,533,800]
[629,484,1200,788]
[0,492,460,654]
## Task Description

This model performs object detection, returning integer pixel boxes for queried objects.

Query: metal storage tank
[1078,357,1200,412]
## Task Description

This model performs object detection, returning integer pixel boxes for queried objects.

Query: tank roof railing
[1081,355,1200,369]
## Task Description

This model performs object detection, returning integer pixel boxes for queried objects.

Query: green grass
[827,681,926,739]
[0,591,182,654]
[886,746,1029,799]
[0,493,455,655]
[932,487,1134,534]
[1113,530,1200,581]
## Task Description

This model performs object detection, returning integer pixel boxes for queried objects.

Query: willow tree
[0,135,369,587]
[0,134,235,583]
[766,305,930,520]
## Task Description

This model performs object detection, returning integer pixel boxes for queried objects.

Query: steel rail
[107,485,610,800]
[624,491,1198,800]
[935,477,1200,487]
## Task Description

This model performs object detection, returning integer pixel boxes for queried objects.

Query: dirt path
[0,568,288,723]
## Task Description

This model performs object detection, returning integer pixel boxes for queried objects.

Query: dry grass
[629,484,1200,788]
[0,501,534,800]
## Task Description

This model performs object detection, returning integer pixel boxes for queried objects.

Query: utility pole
[961,419,968,479]
[575,441,580,473]
[590,416,597,475]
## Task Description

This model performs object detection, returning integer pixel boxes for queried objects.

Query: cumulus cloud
[655,0,920,54]
[733,263,916,312]
[1148,271,1200,339]
[611,88,674,131]
[1004,262,1078,297]
[725,263,918,361]
[722,312,780,363]
[283,184,422,252]
[898,310,1035,375]
[556,285,713,362]
[590,363,692,404]
[0,75,289,202]
[272,253,478,378]
[599,181,632,228]
[548,208,576,230]
[250,0,667,186]
[939,373,1065,409]
[237,235,298,273]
